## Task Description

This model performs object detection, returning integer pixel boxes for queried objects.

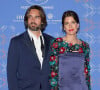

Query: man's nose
[31,17,35,21]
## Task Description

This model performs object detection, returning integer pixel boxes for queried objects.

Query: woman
[49,10,91,90]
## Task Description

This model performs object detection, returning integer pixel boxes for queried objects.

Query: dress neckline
[61,38,83,46]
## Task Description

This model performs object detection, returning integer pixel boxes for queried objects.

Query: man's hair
[24,5,47,31]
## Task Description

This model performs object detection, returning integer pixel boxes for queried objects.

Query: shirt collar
[27,28,43,41]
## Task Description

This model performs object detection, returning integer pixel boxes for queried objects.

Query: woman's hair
[62,10,80,32]
[24,5,47,32]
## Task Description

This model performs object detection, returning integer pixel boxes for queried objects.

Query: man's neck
[30,29,41,38]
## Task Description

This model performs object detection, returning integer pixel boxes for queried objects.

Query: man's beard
[28,22,41,31]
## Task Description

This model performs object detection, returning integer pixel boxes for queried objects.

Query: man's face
[27,9,42,31]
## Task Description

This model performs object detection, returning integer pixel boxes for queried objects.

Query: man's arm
[7,38,19,90]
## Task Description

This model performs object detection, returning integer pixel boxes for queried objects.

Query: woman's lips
[69,29,74,31]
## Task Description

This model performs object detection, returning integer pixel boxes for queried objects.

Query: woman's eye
[64,22,68,25]
[72,21,76,24]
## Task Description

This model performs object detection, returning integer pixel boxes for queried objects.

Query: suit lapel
[23,31,40,64]
[23,32,51,69]
[43,34,50,61]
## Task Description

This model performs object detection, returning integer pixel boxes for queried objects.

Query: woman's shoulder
[51,37,63,43]
[50,37,63,49]
[80,39,90,50]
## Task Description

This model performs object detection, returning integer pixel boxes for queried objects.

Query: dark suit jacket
[7,31,53,90]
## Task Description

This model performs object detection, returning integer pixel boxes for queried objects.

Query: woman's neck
[63,35,81,45]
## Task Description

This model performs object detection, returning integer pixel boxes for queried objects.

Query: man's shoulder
[43,33,54,40]
[11,31,26,41]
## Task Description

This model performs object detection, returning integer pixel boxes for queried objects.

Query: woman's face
[63,16,79,35]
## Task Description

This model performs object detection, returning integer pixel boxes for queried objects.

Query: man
[7,5,53,90]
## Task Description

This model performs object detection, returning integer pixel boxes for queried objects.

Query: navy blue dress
[59,52,88,90]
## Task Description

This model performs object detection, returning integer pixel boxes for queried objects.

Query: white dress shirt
[28,29,44,69]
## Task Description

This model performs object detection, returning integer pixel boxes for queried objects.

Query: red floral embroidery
[55,60,58,63]
[88,76,90,82]
[84,67,88,74]
[59,47,66,54]
[78,48,83,53]
[51,71,57,77]
[69,43,73,47]
[86,58,89,62]
[52,42,58,48]
[50,56,56,61]
[82,41,86,46]
[56,38,62,42]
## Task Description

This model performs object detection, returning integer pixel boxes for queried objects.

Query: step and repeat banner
[0,0,100,90]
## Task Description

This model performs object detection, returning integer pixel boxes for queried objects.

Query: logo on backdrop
[84,4,100,17]
[47,13,61,24]
[26,0,48,5]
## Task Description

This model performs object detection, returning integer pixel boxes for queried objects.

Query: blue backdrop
[0,0,100,90]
